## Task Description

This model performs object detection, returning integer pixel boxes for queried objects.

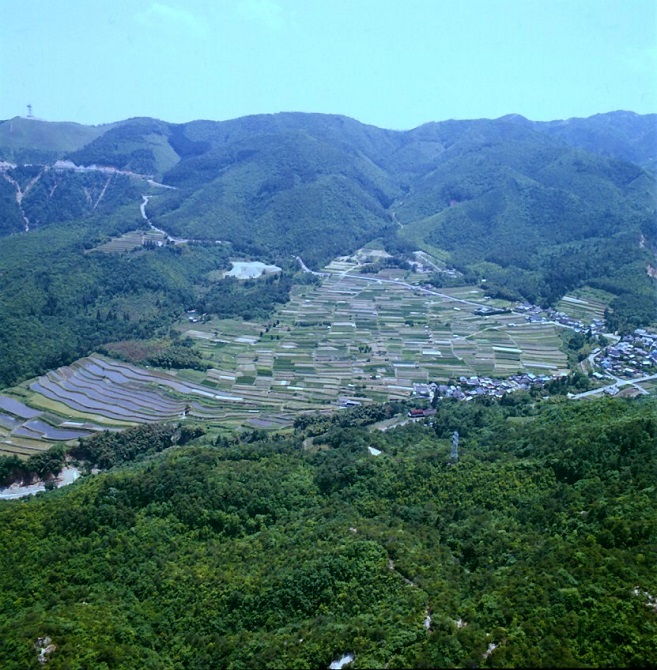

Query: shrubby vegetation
[0,218,231,387]
[145,344,208,371]
[199,273,295,321]
[0,423,206,488]
[0,446,67,488]
[144,337,210,371]
[101,336,209,371]
[70,423,205,470]
[0,397,655,668]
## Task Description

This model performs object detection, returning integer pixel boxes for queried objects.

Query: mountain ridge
[2,110,655,170]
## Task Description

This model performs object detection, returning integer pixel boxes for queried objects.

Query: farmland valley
[0,111,655,668]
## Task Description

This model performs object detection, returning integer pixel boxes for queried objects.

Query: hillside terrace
[520,305,605,334]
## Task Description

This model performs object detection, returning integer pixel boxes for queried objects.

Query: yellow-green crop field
[556,287,615,323]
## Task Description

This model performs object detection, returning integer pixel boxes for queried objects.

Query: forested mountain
[392,119,656,318]
[535,111,657,169]
[150,127,400,265]
[66,117,180,176]
[1,111,654,257]
[1,111,654,269]
[0,397,656,668]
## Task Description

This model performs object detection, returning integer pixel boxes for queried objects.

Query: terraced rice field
[0,393,99,458]
[0,354,299,456]
[556,287,615,323]
[0,254,571,454]
[90,228,168,253]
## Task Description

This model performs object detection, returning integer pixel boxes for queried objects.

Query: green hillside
[0,397,655,668]
[392,125,656,316]
[535,110,657,168]
[0,165,145,234]
[0,117,111,164]
[0,215,231,387]
[67,117,180,176]
[150,129,400,266]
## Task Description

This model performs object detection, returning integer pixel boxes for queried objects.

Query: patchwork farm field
[180,258,569,408]
[90,228,168,253]
[0,256,570,456]
[556,286,615,323]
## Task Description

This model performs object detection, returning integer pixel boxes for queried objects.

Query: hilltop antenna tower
[27,104,33,118]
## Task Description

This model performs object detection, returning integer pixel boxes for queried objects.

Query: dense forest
[0,397,655,668]
[0,213,233,387]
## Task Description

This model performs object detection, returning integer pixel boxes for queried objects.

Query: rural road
[571,373,657,399]
[295,256,327,276]
[140,195,192,244]
[296,257,486,308]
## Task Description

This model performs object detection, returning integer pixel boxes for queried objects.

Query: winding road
[296,256,486,308]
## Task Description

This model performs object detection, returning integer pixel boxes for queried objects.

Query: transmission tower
[450,430,459,463]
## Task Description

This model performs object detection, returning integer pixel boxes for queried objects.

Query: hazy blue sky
[2,0,655,128]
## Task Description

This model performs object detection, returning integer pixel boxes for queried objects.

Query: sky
[1,0,656,129]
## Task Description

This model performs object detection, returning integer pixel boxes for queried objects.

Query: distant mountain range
[1,110,655,321]
[2,110,655,169]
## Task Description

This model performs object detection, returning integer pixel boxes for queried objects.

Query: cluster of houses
[595,329,657,378]
[185,309,209,324]
[409,326,657,407]
[413,372,559,403]
[515,303,605,334]
[407,407,436,418]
